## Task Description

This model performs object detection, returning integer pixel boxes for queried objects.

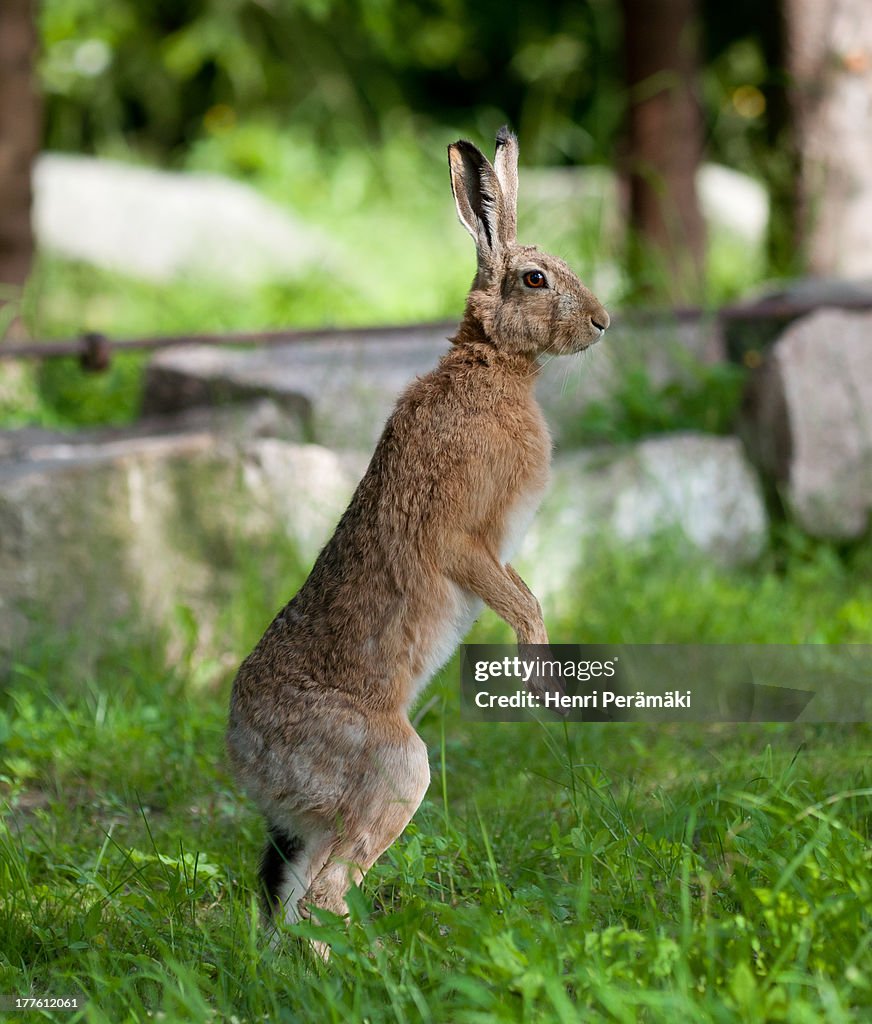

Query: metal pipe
[3,295,872,371]
[0,320,459,366]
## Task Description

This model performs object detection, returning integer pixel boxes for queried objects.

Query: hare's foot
[300,726,430,960]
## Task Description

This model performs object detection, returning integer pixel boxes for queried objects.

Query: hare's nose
[592,309,610,332]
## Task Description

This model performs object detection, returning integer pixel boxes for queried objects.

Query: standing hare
[227,127,609,952]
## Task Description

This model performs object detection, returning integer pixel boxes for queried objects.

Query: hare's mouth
[572,327,605,353]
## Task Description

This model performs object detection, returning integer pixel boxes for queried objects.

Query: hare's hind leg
[261,822,333,934]
[260,825,303,917]
[301,725,430,957]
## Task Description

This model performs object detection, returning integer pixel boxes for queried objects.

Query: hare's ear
[448,139,505,278]
[493,126,518,245]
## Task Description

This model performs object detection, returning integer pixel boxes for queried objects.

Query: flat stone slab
[143,317,723,450]
[142,326,453,448]
[1,411,765,663]
[0,402,362,660]
[741,308,872,538]
[523,162,769,245]
[33,153,338,286]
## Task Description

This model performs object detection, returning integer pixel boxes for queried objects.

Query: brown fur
[226,128,609,956]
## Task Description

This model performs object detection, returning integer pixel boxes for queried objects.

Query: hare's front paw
[518,642,569,715]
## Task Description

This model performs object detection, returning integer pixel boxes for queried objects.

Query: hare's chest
[498,406,552,561]
[500,472,549,561]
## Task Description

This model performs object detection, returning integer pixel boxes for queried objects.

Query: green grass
[2,535,870,1022]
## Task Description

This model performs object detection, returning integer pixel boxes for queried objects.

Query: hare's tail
[260,823,305,918]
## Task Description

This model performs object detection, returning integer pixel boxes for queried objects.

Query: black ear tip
[495,125,517,148]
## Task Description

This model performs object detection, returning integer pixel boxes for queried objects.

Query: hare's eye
[523,270,547,288]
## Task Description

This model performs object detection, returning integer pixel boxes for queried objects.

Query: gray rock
[143,327,450,448]
[0,407,363,663]
[1,413,764,664]
[143,317,724,450]
[33,153,338,286]
[760,277,872,307]
[522,162,768,245]
[724,276,872,362]
[697,164,769,243]
[524,434,767,613]
[0,400,305,462]
[741,308,872,538]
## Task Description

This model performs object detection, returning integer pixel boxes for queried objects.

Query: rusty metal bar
[3,294,872,370]
[0,320,459,365]
[622,295,872,323]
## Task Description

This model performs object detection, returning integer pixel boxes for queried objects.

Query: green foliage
[2,535,871,1020]
[33,0,797,322]
[32,353,146,427]
[706,221,769,305]
[37,0,625,165]
[564,360,746,446]
[19,2,784,429]
[35,0,789,186]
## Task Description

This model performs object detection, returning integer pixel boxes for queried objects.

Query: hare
[226,126,609,954]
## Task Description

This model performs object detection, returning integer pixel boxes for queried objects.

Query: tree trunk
[0,0,40,306]
[621,0,706,302]
[786,0,872,278]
